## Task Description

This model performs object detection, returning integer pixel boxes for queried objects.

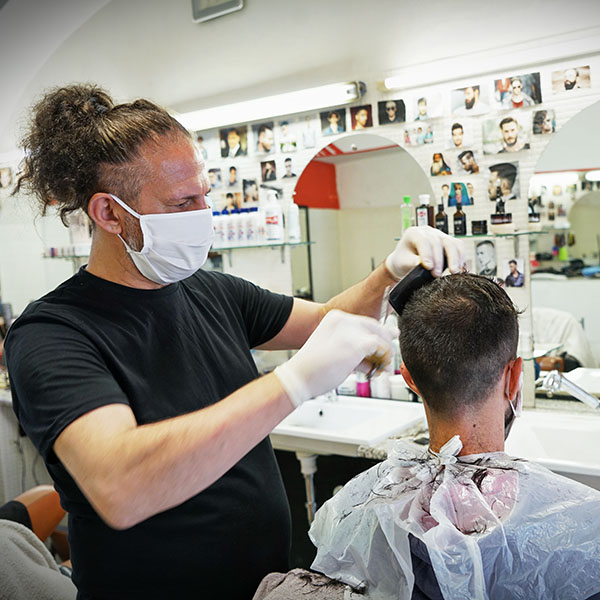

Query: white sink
[505,408,600,490]
[272,394,426,448]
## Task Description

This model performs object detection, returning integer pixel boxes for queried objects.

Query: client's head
[399,273,519,418]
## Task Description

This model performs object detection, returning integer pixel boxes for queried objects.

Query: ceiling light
[585,170,600,182]
[174,81,366,131]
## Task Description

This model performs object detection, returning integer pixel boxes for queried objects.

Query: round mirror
[292,133,433,301]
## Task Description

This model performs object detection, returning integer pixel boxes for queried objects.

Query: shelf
[394,229,547,242]
[212,241,314,252]
[214,241,314,266]
[43,241,314,262]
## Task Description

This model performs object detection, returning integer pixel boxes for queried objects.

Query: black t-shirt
[5,267,294,600]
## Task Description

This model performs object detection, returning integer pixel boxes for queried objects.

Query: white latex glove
[274,309,399,408]
[385,226,466,280]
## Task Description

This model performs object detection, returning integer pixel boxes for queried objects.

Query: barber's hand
[385,226,466,280]
[274,310,398,408]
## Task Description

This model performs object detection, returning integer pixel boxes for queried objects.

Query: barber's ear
[399,362,421,396]
[88,193,124,235]
[505,357,523,400]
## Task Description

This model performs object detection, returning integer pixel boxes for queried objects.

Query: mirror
[528,99,600,369]
[292,133,433,302]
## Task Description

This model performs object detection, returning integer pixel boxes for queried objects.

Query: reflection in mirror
[529,99,600,370]
[292,134,433,301]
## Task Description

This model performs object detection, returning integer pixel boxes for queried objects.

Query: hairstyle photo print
[482,114,530,154]
[551,65,592,94]
[493,72,542,109]
[320,108,346,136]
[451,84,490,116]
[220,126,248,158]
[378,99,406,125]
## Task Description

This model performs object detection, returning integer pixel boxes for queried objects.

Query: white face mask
[504,371,523,440]
[110,194,214,285]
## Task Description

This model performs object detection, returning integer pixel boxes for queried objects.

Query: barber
[5,84,465,600]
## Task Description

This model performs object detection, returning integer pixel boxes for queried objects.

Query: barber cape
[309,436,600,600]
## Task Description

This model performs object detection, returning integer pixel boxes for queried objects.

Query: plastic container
[401,195,412,233]
[212,210,224,248]
[225,210,237,246]
[356,372,371,398]
[238,208,249,245]
[389,374,411,401]
[246,207,258,245]
[337,373,358,396]
[287,201,301,243]
[264,191,284,243]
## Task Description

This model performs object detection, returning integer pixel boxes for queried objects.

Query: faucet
[541,370,600,409]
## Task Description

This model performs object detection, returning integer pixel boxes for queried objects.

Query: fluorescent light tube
[175,81,365,131]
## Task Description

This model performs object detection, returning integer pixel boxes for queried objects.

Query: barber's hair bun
[16,83,188,224]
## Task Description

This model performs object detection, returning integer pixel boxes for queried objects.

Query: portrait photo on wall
[193,131,217,160]
[226,165,239,187]
[404,123,433,145]
[350,105,373,130]
[456,149,481,175]
[475,239,497,277]
[493,73,542,109]
[220,126,248,158]
[488,161,520,202]
[0,166,13,189]
[411,92,444,121]
[278,120,297,153]
[208,168,222,189]
[378,99,406,125]
[300,115,319,148]
[504,258,525,287]
[221,191,242,213]
[551,65,591,93]
[430,152,452,176]
[448,182,472,207]
[242,179,259,204]
[532,109,556,135]
[451,84,490,117]
[281,157,297,179]
[253,121,275,155]
[320,108,347,136]
[447,121,473,151]
[261,160,277,182]
[482,114,530,154]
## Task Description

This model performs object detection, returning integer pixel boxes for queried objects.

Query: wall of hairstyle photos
[0,56,599,321]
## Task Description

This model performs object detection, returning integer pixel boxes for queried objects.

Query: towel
[0,519,76,600]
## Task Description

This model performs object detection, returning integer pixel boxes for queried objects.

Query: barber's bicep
[256,297,325,351]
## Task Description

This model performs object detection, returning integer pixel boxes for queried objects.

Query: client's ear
[399,363,421,396]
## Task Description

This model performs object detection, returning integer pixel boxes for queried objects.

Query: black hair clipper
[388,260,446,316]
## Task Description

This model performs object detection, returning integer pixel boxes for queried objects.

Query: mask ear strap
[109,194,141,219]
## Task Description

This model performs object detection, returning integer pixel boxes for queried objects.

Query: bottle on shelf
[415,194,434,227]
[212,210,224,248]
[434,202,448,234]
[286,200,301,243]
[401,195,412,233]
[453,201,467,236]
[225,210,237,246]
[264,190,284,243]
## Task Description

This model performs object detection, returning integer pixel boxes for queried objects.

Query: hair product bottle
[401,195,412,233]
[416,194,434,227]
[453,201,467,236]
[435,203,448,233]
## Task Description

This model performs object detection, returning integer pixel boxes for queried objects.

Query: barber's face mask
[504,371,523,440]
[110,194,214,285]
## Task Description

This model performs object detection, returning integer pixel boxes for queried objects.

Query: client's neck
[424,392,506,457]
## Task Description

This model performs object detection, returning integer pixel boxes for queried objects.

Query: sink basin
[505,409,600,490]
[273,394,426,448]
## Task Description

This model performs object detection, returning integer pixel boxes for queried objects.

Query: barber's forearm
[57,373,293,530]
[324,262,397,320]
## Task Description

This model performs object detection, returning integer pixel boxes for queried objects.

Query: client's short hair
[399,273,519,415]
